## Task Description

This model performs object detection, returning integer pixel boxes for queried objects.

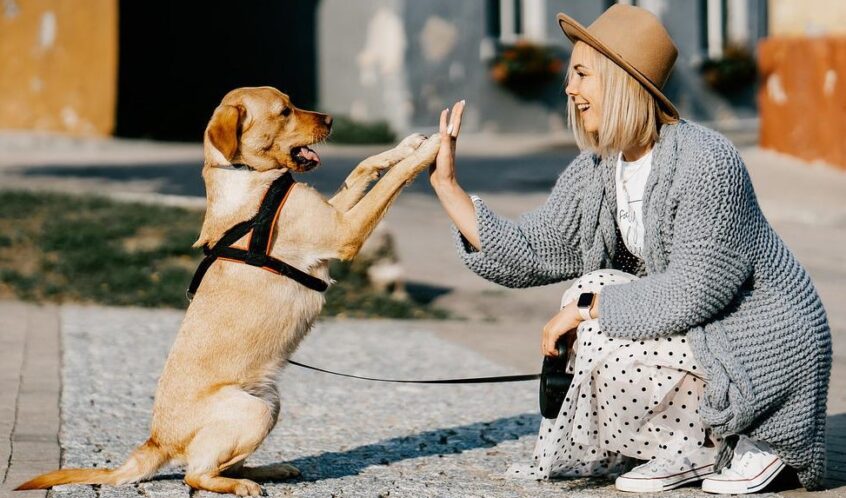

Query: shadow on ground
[146,412,541,485]
[285,412,538,482]
[823,412,846,490]
[145,413,846,492]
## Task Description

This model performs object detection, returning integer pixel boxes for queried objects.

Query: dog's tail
[15,439,168,490]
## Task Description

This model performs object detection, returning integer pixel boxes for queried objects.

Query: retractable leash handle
[539,339,573,419]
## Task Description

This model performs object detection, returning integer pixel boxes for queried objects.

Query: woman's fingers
[439,108,449,137]
[542,326,560,357]
[439,100,466,139]
[449,100,465,139]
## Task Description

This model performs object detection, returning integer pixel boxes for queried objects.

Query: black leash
[288,340,570,421]
[287,360,540,384]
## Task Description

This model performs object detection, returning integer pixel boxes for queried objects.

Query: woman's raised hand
[429,100,465,189]
[427,99,480,249]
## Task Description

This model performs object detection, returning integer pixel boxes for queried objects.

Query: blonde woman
[430,5,830,495]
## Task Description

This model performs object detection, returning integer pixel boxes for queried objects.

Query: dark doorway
[115,1,318,142]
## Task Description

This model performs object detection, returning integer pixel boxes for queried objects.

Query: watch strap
[577,292,595,320]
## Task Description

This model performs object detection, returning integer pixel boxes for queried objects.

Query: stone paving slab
[42,306,841,497]
[0,301,61,498]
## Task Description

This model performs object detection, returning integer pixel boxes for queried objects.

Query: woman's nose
[565,80,578,98]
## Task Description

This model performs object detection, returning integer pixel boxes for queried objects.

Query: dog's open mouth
[291,145,321,170]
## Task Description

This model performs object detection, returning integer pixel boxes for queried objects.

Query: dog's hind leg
[183,424,268,496]
[182,389,277,496]
[185,468,262,496]
[329,133,426,212]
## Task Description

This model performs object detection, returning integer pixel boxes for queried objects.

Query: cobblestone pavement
[36,305,794,498]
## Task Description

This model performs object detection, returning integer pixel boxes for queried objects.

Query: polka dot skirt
[507,270,715,480]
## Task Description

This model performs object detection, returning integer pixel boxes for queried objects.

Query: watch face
[577,292,594,308]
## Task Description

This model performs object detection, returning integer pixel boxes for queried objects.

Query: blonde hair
[566,41,676,158]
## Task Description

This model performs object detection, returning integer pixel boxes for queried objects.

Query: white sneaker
[615,447,716,492]
[701,436,785,494]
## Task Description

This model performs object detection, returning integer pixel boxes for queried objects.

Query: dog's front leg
[328,133,426,212]
[334,135,441,260]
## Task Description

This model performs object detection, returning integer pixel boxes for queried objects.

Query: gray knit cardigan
[452,120,831,489]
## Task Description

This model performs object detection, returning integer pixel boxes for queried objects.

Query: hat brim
[557,12,679,120]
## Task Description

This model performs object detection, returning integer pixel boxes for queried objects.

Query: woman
[429,5,831,495]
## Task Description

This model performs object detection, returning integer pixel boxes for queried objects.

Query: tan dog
[17,87,440,496]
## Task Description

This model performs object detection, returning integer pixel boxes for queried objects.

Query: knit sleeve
[451,153,589,288]
[598,142,754,339]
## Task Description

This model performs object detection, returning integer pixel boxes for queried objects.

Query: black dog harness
[187,170,329,300]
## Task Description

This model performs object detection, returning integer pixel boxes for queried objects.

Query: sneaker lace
[633,458,672,474]
[730,437,772,474]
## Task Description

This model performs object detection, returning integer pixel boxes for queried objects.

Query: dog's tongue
[298,146,320,164]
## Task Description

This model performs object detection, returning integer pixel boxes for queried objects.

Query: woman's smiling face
[565,42,603,134]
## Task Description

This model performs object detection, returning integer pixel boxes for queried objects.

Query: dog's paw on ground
[231,478,264,496]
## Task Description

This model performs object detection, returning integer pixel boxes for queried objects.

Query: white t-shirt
[615,148,653,258]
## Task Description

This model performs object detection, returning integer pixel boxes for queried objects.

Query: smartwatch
[577,292,595,321]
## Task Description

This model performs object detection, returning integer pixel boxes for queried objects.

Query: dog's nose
[324,115,333,128]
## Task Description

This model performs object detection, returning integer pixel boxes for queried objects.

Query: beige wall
[0,0,118,135]
[769,0,846,36]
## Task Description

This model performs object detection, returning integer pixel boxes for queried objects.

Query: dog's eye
[280,107,292,117]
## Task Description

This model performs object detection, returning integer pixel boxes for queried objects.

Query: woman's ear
[206,104,244,161]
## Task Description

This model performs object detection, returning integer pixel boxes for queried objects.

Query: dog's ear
[206,104,245,161]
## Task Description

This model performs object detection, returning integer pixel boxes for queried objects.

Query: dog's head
[204,86,332,172]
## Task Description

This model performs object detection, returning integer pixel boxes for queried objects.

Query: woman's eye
[280,107,292,117]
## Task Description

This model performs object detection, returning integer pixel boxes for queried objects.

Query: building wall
[759,0,846,169]
[0,0,118,135]
[318,0,767,135]
[768,0,846,36]
[318,0,410,134]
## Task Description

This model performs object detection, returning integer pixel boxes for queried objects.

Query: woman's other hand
[429,100,465,189]
[542,301,583,357]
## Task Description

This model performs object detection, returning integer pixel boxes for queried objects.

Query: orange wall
[0,0,118,135]
[758,37,846,170]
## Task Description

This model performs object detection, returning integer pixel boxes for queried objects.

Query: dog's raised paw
[416,134,442,156]
[397,133,427,154]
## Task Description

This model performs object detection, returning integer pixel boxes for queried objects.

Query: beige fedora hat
[557,4,679,119]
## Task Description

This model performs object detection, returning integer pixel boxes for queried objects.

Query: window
[487,0,548,43]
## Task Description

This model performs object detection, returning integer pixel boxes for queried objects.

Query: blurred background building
[0,0,318,141]
[319,0,766,135]
[0,0,844,168]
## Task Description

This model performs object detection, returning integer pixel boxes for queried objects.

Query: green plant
[700,44,758,96]
[329,115,396,144]
[0,190,446,319]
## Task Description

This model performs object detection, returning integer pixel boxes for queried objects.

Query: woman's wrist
[431,176,460,193]
[590,294,600,319]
